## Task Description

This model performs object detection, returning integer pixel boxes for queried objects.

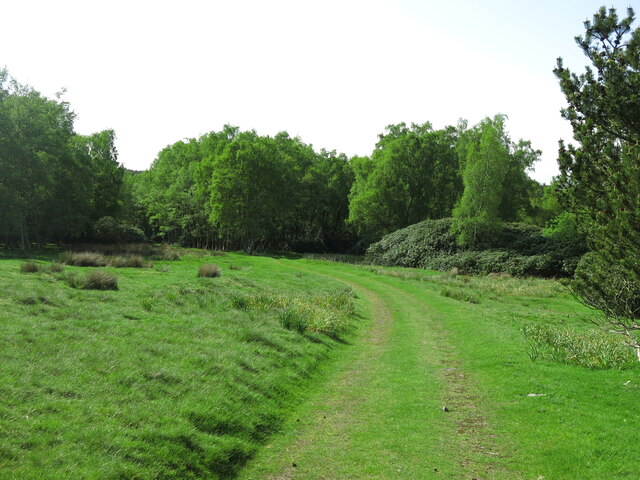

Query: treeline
[0,69,129,249]
[1,69,563,254]
[132,127,354,251]
[130,116,560,253]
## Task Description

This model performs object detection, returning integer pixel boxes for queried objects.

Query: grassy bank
[0,250,359,479]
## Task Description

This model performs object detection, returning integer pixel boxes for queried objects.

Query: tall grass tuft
[198,264,221,278]
[60,251,109,267]
[232,290,356,337]
[64,270,118,290]
[109,255,148,268]
[279,308,308,333]
[84,270,118,290]
[522,324,635,369]
[49,262,64,272]
[440,286,480,304]
[20,262,40,273]
[60,251,151,268]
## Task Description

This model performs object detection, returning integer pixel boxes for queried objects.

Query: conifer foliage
[554,7,640,357]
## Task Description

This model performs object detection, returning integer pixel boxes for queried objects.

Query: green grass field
[1,249,638,479]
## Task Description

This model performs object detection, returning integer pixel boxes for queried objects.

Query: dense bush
[366,218,458,268]
[366,218,586,277]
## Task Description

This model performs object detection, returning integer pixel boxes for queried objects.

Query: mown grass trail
[240,258,640,480]
[240,260,510,480]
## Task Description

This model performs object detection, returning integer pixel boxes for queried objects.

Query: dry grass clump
[60,251,109,267]
[303,253,366,264]
[109,255,148,268]
[198,264,221,278]
[150,248,181,261]
[69,243,181,261]
[84,270,118,290]
[60,251,150,268]
[20,262,41,273]
[50,262,64,272]
[21,262,65,273]
[65,270,118,290]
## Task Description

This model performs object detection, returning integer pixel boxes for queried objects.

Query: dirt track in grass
[239,260,510,480]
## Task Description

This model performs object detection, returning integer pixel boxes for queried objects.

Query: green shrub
[366,218,458,268]
[366,218,586,277]
[20,262,40,273]
[522,324,635,369]
[198,264,221,278]
[543,212,582,244]
[93,216,122,243]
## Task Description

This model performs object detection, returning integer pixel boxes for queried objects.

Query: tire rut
[331,269,508,479]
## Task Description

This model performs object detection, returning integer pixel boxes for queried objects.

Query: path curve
[239,260,508,480]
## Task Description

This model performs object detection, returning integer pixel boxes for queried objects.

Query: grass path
[239,259,514,480]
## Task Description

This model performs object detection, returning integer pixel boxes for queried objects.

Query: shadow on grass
[0,246,63,261]
[259,251,304,260]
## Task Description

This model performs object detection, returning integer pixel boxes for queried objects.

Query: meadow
[1,248,638,479]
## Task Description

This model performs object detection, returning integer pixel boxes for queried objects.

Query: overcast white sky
[1,0,635,183]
